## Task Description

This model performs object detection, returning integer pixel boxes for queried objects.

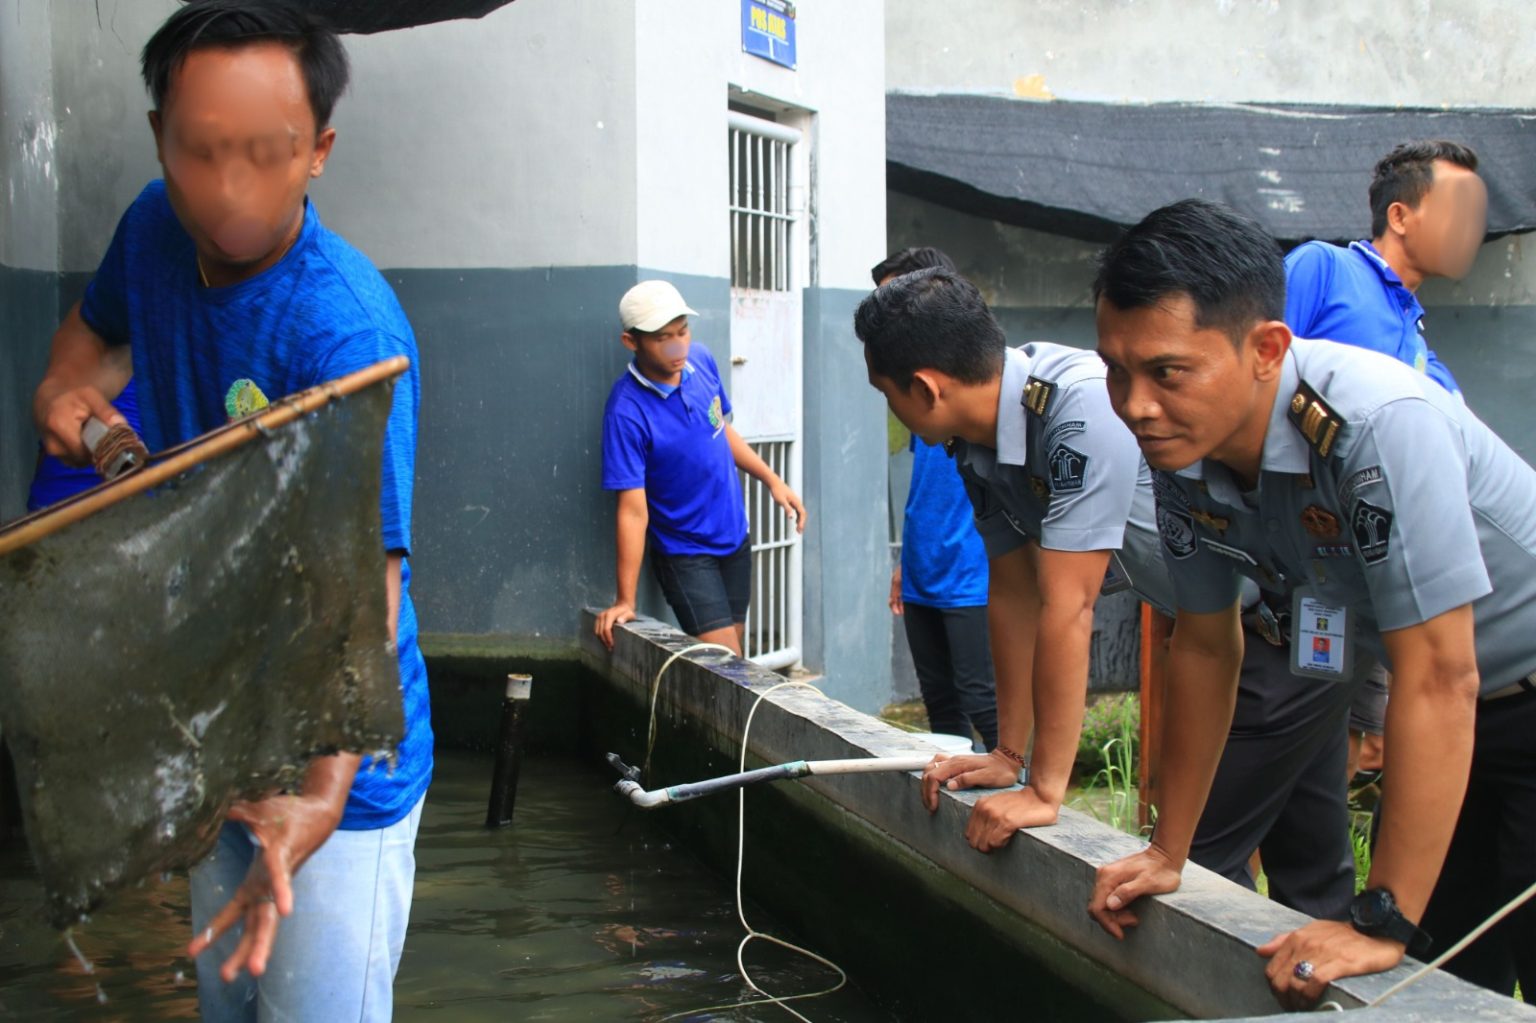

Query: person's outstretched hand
[187,792,342,982]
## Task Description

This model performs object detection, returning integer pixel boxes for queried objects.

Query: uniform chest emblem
[1157,505,1198,560]
[1030,476,1049,502]
[707,395,724,432]
[1300,505,1340,539]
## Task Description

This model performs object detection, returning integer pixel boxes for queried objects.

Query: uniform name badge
[1289,589,1354,681]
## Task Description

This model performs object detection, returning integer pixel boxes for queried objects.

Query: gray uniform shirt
[951,342,1178,616]
[1156,337,1536,694]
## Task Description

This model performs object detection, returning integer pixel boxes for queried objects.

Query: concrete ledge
[581,611,1535,1022]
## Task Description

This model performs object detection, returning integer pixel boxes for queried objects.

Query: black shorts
[650,538,751,636]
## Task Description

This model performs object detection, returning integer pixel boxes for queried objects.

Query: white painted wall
[633,0,886,290]
[315,0,640,270]
[49,0,176,273]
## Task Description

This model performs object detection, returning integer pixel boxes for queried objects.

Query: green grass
[1069,706,1152,838]
[887,410,909,456]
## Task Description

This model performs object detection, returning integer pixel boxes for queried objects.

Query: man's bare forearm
[1026,598,1094,805]
[1146,616,1243,864]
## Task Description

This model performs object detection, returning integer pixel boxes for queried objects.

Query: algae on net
[0,379,404,927]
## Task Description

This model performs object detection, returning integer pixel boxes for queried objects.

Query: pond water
[0,750,895,1021]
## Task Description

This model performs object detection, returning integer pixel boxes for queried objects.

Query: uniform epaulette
[1022,376,1055,417]
[1288,381,1342,460]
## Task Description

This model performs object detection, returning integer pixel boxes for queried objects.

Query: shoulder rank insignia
[1021,376,1056,417]
[1288,381,1341,459]
[1189,507,1229,534]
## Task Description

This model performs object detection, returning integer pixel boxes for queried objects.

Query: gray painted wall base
[0,265,59,520]
[584,610,1534,1023]
[801,287,894,711]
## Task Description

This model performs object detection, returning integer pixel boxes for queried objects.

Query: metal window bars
[729,111,800,292]
[739,438,800,669]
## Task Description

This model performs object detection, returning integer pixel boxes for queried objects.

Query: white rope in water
[641,643,737,783]
[642,647,849,1022]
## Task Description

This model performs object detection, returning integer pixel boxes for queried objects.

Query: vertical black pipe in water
[485,674,532,828]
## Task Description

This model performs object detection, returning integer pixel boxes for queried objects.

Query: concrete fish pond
[559,611,1535,1023]
[1,608,1530,1019]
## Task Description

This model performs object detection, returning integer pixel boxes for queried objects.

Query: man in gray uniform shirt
[856,270,1361,917]
[857,268,1164,843]
[1090,199,1536,1007]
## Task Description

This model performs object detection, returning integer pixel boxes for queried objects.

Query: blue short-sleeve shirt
[1284,239,1459,394]
[901,437,988,608]
[79,180,432,830]
[601,344,749,557]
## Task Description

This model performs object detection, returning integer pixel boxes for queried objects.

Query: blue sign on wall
[742,0,796,70]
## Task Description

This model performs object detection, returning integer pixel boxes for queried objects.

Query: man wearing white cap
[596,281,806,653]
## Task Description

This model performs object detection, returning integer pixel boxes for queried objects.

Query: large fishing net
[0,364,406,926]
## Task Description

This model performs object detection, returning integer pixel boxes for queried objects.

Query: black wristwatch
[1349,888,1432,957]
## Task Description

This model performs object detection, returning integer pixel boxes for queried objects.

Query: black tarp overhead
[886,93,1536,246]
[283,0,516,34]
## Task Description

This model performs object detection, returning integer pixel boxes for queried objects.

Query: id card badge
[1289,589,1355,681]
[1100,552,1134,597]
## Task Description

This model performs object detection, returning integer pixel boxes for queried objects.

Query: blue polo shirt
[1284,239,1459,394]
[901,437,988,608]
[79,179,432,831]
[601,343,749,557]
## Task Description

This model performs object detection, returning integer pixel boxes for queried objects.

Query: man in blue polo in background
[596,280,806,655]
[1285,140,1487,776]
[1285,140,1486,396]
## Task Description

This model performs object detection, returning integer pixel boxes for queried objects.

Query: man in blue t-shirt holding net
[595,281,807,655]
[30,3,429,1019]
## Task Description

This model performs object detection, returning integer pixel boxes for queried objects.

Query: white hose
[642,651,855,1022]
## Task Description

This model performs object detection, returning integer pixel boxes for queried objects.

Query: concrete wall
[885,0,1536,109]
[2,1,892,708]
[0,0,62,519]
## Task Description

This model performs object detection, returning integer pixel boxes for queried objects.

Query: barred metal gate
[728,108,805,669]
